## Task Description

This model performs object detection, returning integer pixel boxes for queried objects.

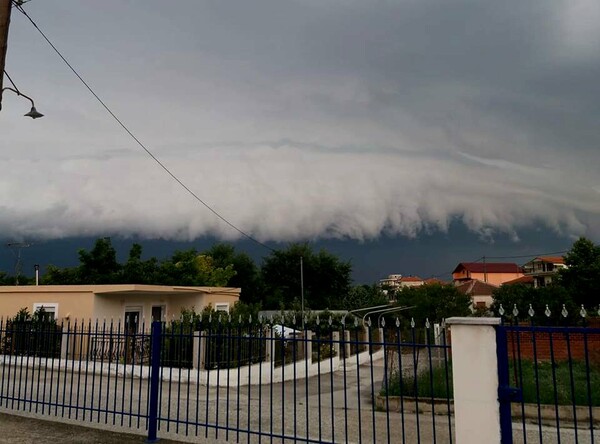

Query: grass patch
[381,359,600,407]
[511,360,600,406]
[381,363,453,399]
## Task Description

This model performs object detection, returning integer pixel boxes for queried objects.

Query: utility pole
[483,255,487,283]
[0,0,13,110]
[300,256,305,330]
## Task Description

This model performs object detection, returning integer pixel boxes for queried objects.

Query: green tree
[260,243,352,310]
[42,264,79,284]
[194,255,236,286]
[156,249,236,286]
[0,271,33,285]
[491,284,579,324]
[204,244,263,304]
[343,284,389,311]
[490,284,532,317]
[77,237,121,284]
[559,237,600,307]
[121,243,160,284]
[395,283,471,324]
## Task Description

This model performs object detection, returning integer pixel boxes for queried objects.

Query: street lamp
[1,86,43,118]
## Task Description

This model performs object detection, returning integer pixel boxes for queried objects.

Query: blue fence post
[147,321,161,443]
[496,326,513,444]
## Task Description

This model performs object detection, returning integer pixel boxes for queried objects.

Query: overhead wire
[483,250,568,260]
[12,1,275,253]
[3,70,20,92]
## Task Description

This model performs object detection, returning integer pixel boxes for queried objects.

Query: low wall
[507,330,600,364]
[0,346,385,387]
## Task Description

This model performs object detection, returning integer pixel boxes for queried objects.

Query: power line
[3,69,18,90]
[13,2,275,253]
[484,250,568,260]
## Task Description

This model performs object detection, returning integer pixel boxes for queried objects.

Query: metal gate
[497,321,600,444]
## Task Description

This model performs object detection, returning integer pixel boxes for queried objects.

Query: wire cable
[13,2,275,252]
[484,250,568,260]
[3,70,20,92]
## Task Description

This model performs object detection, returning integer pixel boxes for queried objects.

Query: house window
[151,306,165,322]
[215,303,230,313]
[33,303,58,321]
[124,307,143,333]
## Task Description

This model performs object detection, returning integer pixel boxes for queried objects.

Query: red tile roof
[456,279,498,296]
[423,278,448,285]
[502,275,535,286]
[452,262,523,274]
[401,276,423,282]
[533,256,565,264]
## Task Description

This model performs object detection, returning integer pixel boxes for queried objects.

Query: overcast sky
[1,1,599,252]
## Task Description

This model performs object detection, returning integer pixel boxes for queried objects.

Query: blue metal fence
[0,316,453,443]
[497,307,600,444]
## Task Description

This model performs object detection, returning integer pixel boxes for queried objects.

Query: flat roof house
[0,284,240,329]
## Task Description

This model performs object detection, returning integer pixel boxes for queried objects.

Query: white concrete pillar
[192,331,206,369]
[332,331,340,357]
[60,329,70,359]
[343,330,351,358]
[305,330,313,364]
[264,329,274,363]
[446,317,501,444]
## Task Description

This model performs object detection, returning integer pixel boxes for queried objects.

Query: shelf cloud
[1,0,599,243]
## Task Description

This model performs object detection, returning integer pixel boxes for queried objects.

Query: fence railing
[3,312,599,443]
[0,316,453,443]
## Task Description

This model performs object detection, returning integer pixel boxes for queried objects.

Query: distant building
[399,276,424,287]
[379,274,425,291]
[522,256,567,288]
[503,275,535,287]
[456,279,498,310]
[423,277,449,286]
[379,274,403,290]
[452,262,524,286]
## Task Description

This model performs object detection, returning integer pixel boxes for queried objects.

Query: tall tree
[395,283,472,324]
[121,243,159,284]
[559,237,600,307]
[342,284,389,311]
[491,283,579,324]
[260,243,352,310]
[156,249,236,286]
[204,244,263,304]
[77,237,121,284]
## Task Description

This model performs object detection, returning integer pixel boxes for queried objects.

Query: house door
[124,308,141,364]
[125,309,141,334]
[151,306,164,323]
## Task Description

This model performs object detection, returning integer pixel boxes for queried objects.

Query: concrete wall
[0,285,240,325]
[93,293,170,324]
[0,286,95,321]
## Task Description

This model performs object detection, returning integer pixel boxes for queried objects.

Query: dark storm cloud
[0,0,598,242]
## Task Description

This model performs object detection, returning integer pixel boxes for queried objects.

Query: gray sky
[1,0,599,245]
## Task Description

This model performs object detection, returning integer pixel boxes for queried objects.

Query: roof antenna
[6,242,31,285]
